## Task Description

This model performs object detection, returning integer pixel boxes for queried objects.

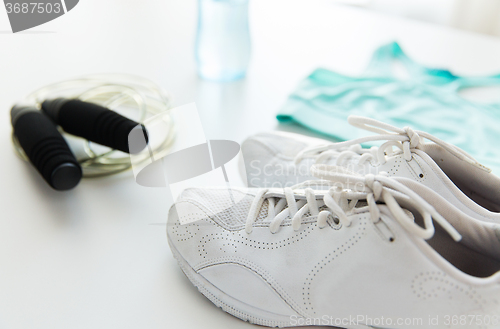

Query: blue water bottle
[195,0,251,82]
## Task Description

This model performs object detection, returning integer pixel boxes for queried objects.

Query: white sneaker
[167,168,500,329]
[241,116,500,224]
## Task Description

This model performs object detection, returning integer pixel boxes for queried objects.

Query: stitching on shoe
[411,272,485,306]
[196,223,316,259]
[302,216,368,316]
[412,155,428,182]
[170,242,293,327]
[198,233,239,257]
[171,220,200,241]
[196,259,304,316]
[387,157,403,177]
[194,255,308,317]
[404,156,426,182]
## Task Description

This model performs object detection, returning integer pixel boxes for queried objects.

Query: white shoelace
[245,165,462,242]
[294,115,490,172]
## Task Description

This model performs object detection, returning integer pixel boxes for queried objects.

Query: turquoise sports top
[277,42,500,174]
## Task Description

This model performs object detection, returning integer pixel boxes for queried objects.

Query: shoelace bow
[245,165,462,242]
[294,115,490,172]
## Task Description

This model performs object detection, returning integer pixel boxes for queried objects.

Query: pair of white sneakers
[167,116,500,329]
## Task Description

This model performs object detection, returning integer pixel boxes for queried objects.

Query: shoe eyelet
[327,214,342,230]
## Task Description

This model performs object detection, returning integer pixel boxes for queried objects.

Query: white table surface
[1,1,500,328]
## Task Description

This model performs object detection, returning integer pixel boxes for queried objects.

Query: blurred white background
[337,0,500,36]
[1,1,500,329]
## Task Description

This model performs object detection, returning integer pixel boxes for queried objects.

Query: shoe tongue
[256,189,334,223]
[253,191,290,223]
[255,200,322,223]
[254,200,272,223]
